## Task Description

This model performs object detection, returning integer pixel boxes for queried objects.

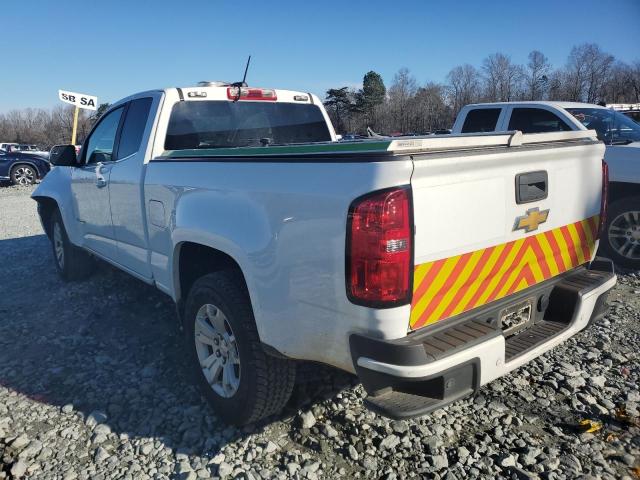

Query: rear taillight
[598,160,609,239]
[346,187,413,307]
[227,87,277,101]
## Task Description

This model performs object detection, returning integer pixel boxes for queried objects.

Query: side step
[365,389,473,419]
[363,360,480,419]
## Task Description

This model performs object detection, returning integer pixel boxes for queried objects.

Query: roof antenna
[241,55,251,86]
[231,55,251,88]
[230,55,251,102]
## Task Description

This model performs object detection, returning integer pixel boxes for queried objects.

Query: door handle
[95,162,109,188]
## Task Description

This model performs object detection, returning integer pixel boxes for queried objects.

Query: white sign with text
[58,89,98,111]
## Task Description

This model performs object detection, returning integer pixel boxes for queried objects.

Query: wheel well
[609,182,639,204]
[176,242,248,318]
[32,196,58,238]
[11,162,40,178]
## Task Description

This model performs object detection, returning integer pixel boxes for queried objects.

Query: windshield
[164,101,331,151]
[566,107,640,144]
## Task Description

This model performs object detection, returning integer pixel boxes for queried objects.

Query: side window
[508,108,572,133]
[461,109,501,133]
[82,107,124,164]
[117,97,153,160]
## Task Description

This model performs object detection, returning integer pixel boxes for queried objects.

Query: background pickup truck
[452,101,640,269]
[33,84,616,425]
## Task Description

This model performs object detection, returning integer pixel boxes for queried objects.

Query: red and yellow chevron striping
[409,215,599,330]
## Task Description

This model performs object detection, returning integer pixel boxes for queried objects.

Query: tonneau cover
[158,130,599,159]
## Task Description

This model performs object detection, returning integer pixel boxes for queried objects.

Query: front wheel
[50,209,95,281]
[185,271,296,425]
[601,196,640,270]
[10,164,36,186]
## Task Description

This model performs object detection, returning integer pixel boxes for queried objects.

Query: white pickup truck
[453,101,640,269]
[33,84,616,425]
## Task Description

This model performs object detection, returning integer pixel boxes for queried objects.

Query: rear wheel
[601,196,640,270]
[10,164,36,186]
[50,209,95,281]
[185,271,296,425]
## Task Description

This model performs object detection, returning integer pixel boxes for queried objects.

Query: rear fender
[168,188,269,337]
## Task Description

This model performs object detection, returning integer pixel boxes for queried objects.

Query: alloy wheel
[14,167,35,185]
[194,303,241,398]
[53,221,65,269]
[608,210,640,260]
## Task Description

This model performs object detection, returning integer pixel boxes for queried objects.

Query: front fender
[31,167,82,246]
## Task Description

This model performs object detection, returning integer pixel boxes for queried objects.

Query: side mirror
[49,145,78,166]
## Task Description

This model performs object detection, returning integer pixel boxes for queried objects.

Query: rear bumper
[350,257,616,419]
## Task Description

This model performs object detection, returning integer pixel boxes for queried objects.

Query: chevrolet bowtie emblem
[514,207,549,233]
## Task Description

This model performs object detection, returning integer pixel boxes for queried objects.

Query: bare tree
[627,61,640,102]
[482,53,524,102]
[546,69,568,101]
[0,105,93,149]
[526,50,551,100]
[413,82,450,132]
[387,68,418,133]
[565,43,614,102]
[602,61,634,103]
[446,64,480,115]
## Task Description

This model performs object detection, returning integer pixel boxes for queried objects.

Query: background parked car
[608,103,640,124]
[0,148,51,185]
[0,142,19,152]
[17,144,39,151]
[17,144,50,158]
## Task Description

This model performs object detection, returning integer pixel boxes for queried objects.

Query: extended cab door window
[82,107,125,164]
[461,108,501,133]
[508,108,572,133]
[116,97,153,159]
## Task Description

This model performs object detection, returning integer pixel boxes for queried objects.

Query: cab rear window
[164,101,331,151]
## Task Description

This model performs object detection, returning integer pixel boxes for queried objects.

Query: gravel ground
[0,184,638,480]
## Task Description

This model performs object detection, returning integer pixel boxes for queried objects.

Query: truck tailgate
[408,134,605,331]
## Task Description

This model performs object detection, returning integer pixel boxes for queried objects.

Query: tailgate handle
[516,171,548,204]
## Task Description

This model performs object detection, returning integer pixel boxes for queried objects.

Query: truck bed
[144,128,604,371]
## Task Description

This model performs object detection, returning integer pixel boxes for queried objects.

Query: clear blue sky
[1,0,639,112]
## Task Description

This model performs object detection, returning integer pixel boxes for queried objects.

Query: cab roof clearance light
[227,87,277,101]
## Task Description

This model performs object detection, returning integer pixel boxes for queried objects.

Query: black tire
[10,164,37,186]
[185,271,296,425]
[600,196,640,270]
[50,209,95,281]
